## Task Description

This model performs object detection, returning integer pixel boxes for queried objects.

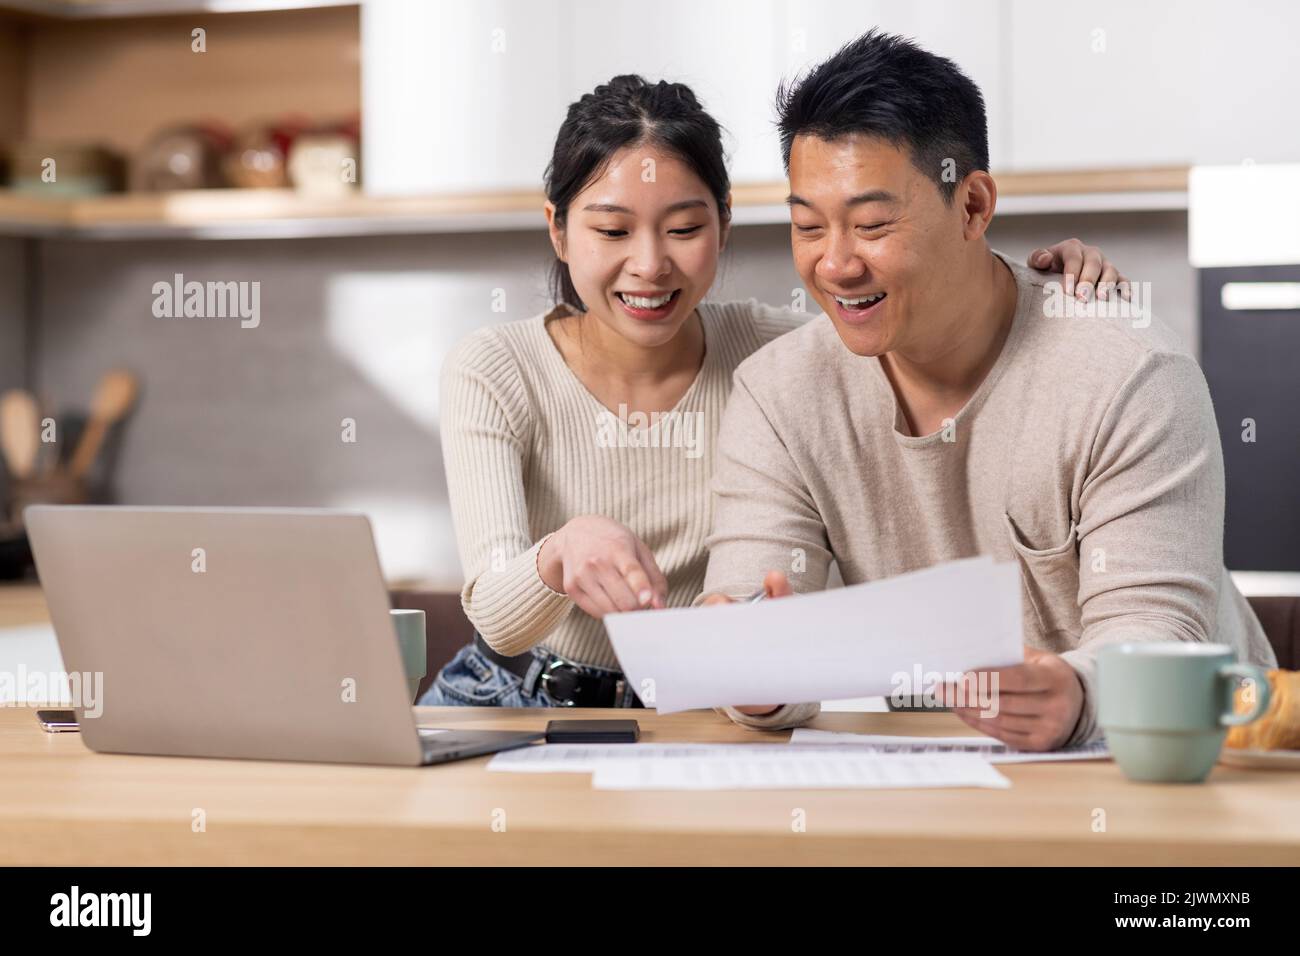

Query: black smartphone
[545,719,639,744]
[35,709,79,733]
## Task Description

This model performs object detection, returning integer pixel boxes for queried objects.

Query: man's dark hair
[776,29,989,201]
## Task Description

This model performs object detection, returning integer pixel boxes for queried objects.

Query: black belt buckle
[539,656,582,706]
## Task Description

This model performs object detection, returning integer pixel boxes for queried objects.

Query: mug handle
[1218,663,1271,727]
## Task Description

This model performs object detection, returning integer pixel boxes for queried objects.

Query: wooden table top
[3,581,1297,865]
[2,702,1298,866]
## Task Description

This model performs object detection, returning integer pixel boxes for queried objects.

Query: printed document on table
[787,729,1111,763]
[487,740,1001,773]
[590,753,1012,791]
[487,742,795,773]
[605,557,1023,714]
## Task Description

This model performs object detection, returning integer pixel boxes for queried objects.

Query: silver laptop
[25,506,542,766]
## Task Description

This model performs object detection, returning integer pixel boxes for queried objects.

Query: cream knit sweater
[440,299,801,672]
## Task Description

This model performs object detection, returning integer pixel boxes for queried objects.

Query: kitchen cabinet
[1009,0,1300,170]
[360,0,1300,193]
[361,0,1007,194]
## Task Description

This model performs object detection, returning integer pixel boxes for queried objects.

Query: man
[701,30,1276,750]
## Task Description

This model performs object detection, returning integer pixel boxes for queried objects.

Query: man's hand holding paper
[936,645,1086,752]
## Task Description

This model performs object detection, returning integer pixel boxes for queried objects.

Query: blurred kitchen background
[0,0,1297,590]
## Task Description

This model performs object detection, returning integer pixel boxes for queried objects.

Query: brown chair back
[1247,596,1299,670]
[389,591,1300,703]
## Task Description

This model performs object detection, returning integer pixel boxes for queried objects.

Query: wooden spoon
[68,370,139,481]
[0,389,40,480]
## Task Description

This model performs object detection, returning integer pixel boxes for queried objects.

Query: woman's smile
[614,288,682,321]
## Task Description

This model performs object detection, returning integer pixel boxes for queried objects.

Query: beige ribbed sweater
[440,300,801,672]
[701,253,1277,744]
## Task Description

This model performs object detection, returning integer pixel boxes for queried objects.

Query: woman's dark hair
[776,29,988,203]
[544,75,731,311]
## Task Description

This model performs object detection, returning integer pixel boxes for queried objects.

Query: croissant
[1225,669,1300,751]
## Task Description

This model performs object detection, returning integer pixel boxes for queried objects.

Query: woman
[419,75,1128,724]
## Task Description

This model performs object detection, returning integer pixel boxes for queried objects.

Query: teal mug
[1098,642,1271,783]
[390,609,427,703]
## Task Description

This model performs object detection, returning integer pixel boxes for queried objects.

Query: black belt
[473,635,643,708]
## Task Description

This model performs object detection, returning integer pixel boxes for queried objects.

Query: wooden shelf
[0,167,1190,240]
[730,166,1189,204]
[0,0,355,19]
[0,187,550,239]
[729,167,1190,225]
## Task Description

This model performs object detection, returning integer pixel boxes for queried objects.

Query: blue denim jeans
[418,637,639,708]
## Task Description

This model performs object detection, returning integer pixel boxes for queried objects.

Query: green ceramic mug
[1098,642,1271,783]
[390,609,427,703]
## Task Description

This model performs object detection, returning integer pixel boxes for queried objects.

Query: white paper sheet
[590,753,1011,791]
[787,728,1111,763]
[821,697,890,713]
[605,557,1023,714]
[487,742,821,773]
[0,624,71,704]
